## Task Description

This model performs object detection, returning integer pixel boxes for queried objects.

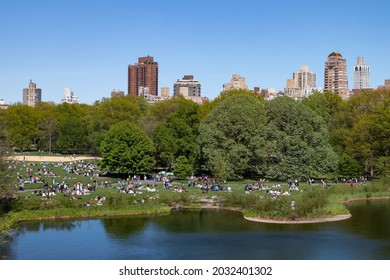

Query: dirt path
[7,155,99,162]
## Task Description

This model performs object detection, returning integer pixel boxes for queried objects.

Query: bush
[295,188,328,216]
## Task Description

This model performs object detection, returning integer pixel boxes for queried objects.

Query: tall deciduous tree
[56,116,89,153]
[38,116,59,153]
[152,96,200,169]
[173,156,193,179]
[1,105,40,150]
[92,96,145,132]
[99,122,156,174]
[198,94,266,179]
[330,90,390,176]
[264,96,338,180]
[302,92,331,122]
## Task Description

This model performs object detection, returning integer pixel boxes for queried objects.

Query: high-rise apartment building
[23,80,42,107]
[385,79,390,89]
[285,65,318,100]
[61,88,79,104]
[324,52,349,98]
[111,89,125,98]
[160,87,170,99]
[128,56,158,96]
[353,57,370,90]
[174,75,201,97]
[222,74,248,91]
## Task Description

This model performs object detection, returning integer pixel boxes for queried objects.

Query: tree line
[0,89,389,180]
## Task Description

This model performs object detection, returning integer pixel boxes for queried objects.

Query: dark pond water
[1,200,390,260]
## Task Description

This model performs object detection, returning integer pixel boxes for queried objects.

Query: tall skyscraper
[324,52,349,98]
[285,65,318,100]
[23,80,41,107]
[222,74,248,91]
[128,56,158,96]
[174,75,201,97]
[353,57,370,90]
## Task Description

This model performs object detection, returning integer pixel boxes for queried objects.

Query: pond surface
[1,200,390,260]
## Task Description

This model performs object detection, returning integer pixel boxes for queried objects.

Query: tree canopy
[1,89,389,179]
[198,94,266,180]
[264,96,338,180]
[99,122,156,174]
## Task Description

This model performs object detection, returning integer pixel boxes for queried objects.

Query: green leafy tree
[54,102,89,120]
[331,90,390,176]
[344,105,390,176]
[99,122,156,174]
[152,96,200,169]
[1,105,40,150]
[198,94,266,179]
[0,144,14,214]
[38,116,59,153]
[173,156,193,179]
[56,116,89,153]
[92,95,146,132]
[152,124,176,167]
[375,156,390,176]
[338,154,363,177]
[208,152,229,181]
[302,92,331,122]
[264,96,338,180]
[200,89,264,119]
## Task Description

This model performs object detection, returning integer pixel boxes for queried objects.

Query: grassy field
[1,156,390,236]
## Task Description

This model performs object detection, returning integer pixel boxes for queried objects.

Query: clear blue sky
[1,0,389,104]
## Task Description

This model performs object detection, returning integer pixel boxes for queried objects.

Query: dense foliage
[264,96,338,180]
[0,144,14,214]
[0,89,389,179]
[198,94,266,180]
[99,122,156,174]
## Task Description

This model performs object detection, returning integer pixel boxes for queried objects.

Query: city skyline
[1,0,390,104]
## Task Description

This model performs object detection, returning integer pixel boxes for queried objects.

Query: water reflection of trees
[152,209,328,233]
[345,200,390,240]
[151,209,250,232]
[22,221,77,232]
[0,236,17,260]
[100,216,150,238]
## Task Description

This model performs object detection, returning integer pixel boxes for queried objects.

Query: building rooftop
[328,51,343,57]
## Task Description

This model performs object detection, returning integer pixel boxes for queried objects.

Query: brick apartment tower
[128,56,158,96]
[324,52,349,98]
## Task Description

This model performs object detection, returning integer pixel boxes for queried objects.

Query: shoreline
[342,196,390,205]
[243,214,352,224]
[2,191,390,230]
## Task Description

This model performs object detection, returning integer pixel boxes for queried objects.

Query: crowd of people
[9,157,372,207]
